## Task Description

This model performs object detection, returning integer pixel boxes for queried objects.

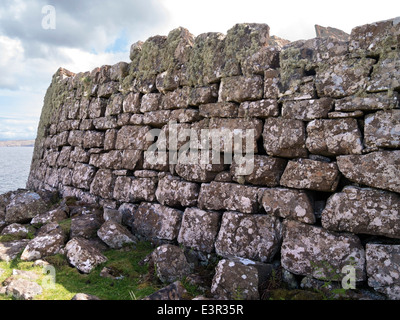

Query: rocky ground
[0,188,388,300]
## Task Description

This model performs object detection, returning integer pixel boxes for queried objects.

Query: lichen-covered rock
[198,182,260,214]
[218,75,264,103]
[115,125,153,150]
[3,277,43,300]
[31,207,68,226]
[0,240,30,262]
[199,102,238,118]
[337,151,400,193]
[90,169,115,199]
[177,208,221,253]
[368,52,400,92]
[238,99,279,118]
[281,220,366,281]
[1,223,35,238]
[364,109,400,149]
[211,258,273,300]
[261,188,315,224]
[349,17,400,55]
[334,92,399,112]
[20,228,66,261]
[142,281,188,300]
[71,293,101,300]
[152,244,193,283]
[366,244,400,300]
[282,98,334,121]
[5,191,49,224]
[133,202,182,241]
[155,174,199,207]
[71,163,97,190]
[306,118,363,156]
[215,211,282,262]
[280,159,341,192]
[262,118,308,158]
[65,238,108,274]
[230,155,287,187]
[97,221,137,249]
[113,176,157,203]
[70,213,104,239]
[315,57,376,98]
[322,186,400,239]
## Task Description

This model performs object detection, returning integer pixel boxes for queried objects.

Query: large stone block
[90,169,115,199]
[306,118,363,156]
[198,182,260,214]
[368,52,400,92]
[282,98,334,121]
[155,174,200,208]
[337,151,400,193]
[211,258,272,300]
[366,244,400,300]
[215,211,282,262]
[280,159,340,192]
[262,118,308,158]
[322,186,400,239]
[230,155,287,187]
[133,202,183,241]
[218,75,264,103]
[115,125,153,150]
[177,208,221,253]
[238,99,279,118]
[261,188,315,224]
[281,220,366,281]
[5,191,49,224]
[364,110,400,149]
[334,92,399,112]
[315,57,376,98]
[71,163,97,190]
[113,176,157,203]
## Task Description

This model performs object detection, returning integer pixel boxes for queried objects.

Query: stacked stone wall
[27,17,400,298]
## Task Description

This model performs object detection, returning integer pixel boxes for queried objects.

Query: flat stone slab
[337,151,400,193]
[322,186,400,239]
[281,220,366,282]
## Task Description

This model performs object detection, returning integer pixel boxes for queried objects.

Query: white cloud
[0,36,24,89]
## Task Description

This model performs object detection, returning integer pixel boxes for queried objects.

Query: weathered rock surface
[70,213,104,239]
[364,109,400,149]
[262,118,307,158]
[280,159,341,192]
[306,118,363,156]
[3,277,43,300]
[65,238,108,274]
[30,207,68,226]
[155,174,200,207]
[366,244,400,300]
[281,220,366,281]
[97,221,137,249]
[215,211,282,263]
[261,188,315,224]
[133,202,182,241]
[322,186,400,239]
[152,244,193,283]
[230,155,287,187]
[282,98,334,121]
[20,227,66,261]
[0,240,30,262]
[337,151,400,193]
[198,182,260,214]
[211,258,272,300]
[1,223,35,238]
[177,208,221,253]
[5,191,48,224]
[71,293,102,300]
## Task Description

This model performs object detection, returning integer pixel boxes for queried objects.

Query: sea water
[0,147,34,195]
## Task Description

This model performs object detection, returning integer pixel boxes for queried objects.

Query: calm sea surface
[0,147,34,195]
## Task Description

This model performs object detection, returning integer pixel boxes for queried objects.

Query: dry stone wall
[27,17,400,299]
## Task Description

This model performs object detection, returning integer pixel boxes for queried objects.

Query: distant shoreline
[0,140,35,147]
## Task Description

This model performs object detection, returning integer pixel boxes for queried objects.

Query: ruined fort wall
[27,17,400,298]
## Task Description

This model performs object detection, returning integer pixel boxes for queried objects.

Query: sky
[0,0,398,141]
